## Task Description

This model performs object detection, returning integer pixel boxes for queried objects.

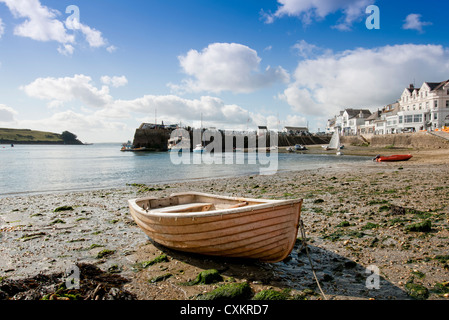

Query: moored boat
[121,141,148,152]
[193,144,206,153]
[128,192,303,263]
[374,154,413,162]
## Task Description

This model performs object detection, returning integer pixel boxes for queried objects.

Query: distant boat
[121,141,148,152]
[128,192,303,263]
[295,144,307,151]
[322,131,341,151]
[193,144,206,153]
[11,144,14,147]
[168,135,189,152]
[374,155,413,162]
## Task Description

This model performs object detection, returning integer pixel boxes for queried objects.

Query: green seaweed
[196,282,252,300]
[96,249,115,259]
[253,289,291,300]
[405,281,429,300]
[362,222,379,230]
[134,254,169,270]
[433,282,449,295]
[182,269,223,286]
[336,221,350,228]
[53,206,74,213]
[149,273,172,283]
[50,219,65,225]
[405,220,432,232]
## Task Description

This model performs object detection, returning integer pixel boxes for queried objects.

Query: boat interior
[136,193,267,213]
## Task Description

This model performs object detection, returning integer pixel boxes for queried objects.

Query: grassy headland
[0,128,83,145]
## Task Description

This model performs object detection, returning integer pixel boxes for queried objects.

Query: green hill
[0,128,83,145]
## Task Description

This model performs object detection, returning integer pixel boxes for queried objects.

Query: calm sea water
[0,144,370,197]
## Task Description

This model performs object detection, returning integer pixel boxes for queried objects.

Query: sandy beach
[1,146,448,301]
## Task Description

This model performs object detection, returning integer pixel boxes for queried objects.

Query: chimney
[410,84,414,89]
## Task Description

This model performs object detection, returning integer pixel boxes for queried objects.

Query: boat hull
[128,192,302,263]
[376,155,413,162]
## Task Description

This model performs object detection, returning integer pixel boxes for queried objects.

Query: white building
[395,80,449,132]
[326,108,372,135]
[326,79,449,135]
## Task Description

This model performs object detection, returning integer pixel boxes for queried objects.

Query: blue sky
[1,0,448,142]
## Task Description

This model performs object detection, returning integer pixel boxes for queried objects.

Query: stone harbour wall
[341,133,449,149]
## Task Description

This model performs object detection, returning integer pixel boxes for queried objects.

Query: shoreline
[1,147,448,300]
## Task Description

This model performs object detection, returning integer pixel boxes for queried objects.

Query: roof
[344,108,372,119]
[366,110,381,121]
[284,126,309,131]
[426,79,449,91]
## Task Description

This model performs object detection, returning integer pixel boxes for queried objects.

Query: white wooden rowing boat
[128,192,303,263]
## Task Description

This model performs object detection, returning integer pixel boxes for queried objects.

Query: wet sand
[1,146,448,300]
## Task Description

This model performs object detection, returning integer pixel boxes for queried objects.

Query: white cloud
[106,45,117,53]
[19,73,285,138]
[0,104,18,123]
[57,44,75,56]
[101,75,128,88]
[66,18,107,48]
[403,14,432,33]
[0,18,5,38]
[285,114,308,127]
[0,0,110,54]
[263,0,375,30]
[0,0,74,43]
[292,40,332,59]
[170,42,289,94]
[21,74,113,108]
[280,44,449,118]
[112,95,249,125]
[18,110,129,143]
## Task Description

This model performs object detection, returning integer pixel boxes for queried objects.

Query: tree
[61,131,82,144]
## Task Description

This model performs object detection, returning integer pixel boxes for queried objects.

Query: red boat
[374,155,413,162]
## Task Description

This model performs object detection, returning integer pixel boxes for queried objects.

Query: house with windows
[396,80,449,132]
[325,79,449,135]
[326,108,372,135]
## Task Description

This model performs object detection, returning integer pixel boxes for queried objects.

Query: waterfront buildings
[326,79,449,135]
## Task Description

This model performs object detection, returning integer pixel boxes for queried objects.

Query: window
[414,114,423,123]
[434,113,438,120]
[419,103,422,110]
[434,100,438,109]
[405,115,413,123]
[426,102,430,110]
[399,116,403,124]
[446,100,449,108]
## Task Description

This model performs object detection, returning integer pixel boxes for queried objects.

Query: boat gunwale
[128,191,303,219]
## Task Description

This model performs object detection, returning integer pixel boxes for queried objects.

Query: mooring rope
[299,220,328,300]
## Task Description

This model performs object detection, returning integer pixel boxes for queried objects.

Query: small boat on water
[374,154,413,162]
[193,144,206,153]
[128,192,303,263]
[121,141,148,152]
